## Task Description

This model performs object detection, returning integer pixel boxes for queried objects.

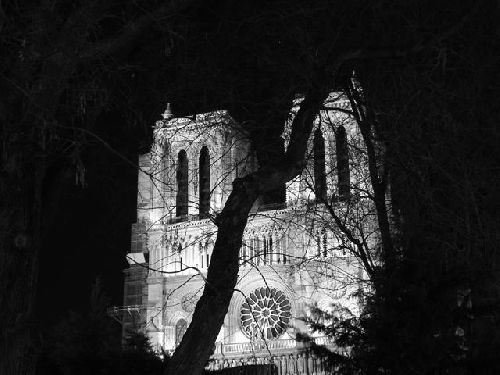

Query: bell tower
[145,107,255,225]
[125,106,257,348]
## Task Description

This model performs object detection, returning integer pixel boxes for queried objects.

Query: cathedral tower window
[199,146,210,218]
[176,150,189,217]
[313,128,327,201]
[336,125,350,200]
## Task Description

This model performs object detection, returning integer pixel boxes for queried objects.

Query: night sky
[36,112,149,328]
[33,1,227,328]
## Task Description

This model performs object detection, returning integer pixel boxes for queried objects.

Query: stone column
[280,355,287,375]
[297,353,305,374]
[272,232,279,264]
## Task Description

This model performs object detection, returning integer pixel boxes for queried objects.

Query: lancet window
[176,150,189,217]
[336,125,350,200]
[313,128,327,201]
[175,319,187,346]
[199,146,210,218]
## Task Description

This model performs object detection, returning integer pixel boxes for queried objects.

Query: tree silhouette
[1,1,499,375]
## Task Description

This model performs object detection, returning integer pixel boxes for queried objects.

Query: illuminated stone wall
[123,93,373,361]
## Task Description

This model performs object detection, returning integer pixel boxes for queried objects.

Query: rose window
[240,287,291,340]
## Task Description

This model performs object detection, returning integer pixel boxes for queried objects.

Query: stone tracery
[240,287,291,340]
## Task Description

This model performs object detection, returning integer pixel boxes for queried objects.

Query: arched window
[336,126,350,200]
[199,146,210,218]
[176,150,188,217]
[313,128,327,201]
[175,319,188,347]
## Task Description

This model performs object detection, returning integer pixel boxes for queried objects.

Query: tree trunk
[165,176,259,374]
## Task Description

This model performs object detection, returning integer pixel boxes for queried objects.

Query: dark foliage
[36,279,165,375]
[302,2,500,374]
[2,1,500,374]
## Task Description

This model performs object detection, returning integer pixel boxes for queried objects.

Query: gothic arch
[335,125,350,200]
[175,318,188,346]
[199,146,210,218]
[313,127,327,201]
[176,149,188,217]
[165,309,190,326]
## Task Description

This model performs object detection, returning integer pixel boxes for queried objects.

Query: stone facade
[121,93,374,369]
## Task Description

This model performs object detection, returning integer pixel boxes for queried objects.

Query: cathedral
[119,93,372,371]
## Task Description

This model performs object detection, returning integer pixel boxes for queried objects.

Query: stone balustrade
[207,351,341,374]
[215,339,297,355]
